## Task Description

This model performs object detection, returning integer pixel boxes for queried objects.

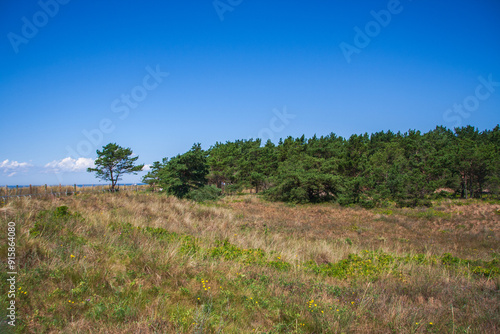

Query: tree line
[132,125,499,206]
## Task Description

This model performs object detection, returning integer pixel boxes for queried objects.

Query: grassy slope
[1,192,499,333]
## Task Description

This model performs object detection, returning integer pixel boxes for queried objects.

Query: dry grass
[0,192,499,333]
[0,185,147,200]
[222,196,499,260]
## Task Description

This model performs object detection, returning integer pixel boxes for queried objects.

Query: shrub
[224,184,243,194]
[431,190,456,200]
[29,206,77,238]
[186,185,222,202]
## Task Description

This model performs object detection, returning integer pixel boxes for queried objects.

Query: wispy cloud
[44,157,95,173]
[0,159,32,169]
[0,159,33,177]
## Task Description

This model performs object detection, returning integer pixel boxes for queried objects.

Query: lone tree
[87,143,144,191]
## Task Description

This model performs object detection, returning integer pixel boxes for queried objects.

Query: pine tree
[87,143,144,192]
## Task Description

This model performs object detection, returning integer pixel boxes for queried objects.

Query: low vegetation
[1,191,499,333]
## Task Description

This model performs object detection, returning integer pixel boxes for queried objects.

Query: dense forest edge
[142,125,500,207]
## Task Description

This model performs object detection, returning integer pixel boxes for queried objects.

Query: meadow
[1,191,499,333]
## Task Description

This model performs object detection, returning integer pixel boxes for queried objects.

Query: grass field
[1,192,499,333]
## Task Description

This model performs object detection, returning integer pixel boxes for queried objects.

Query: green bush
[431,190,456,200]
[224,184,243,194]
[29,206,77,238]
[186,185,222,202]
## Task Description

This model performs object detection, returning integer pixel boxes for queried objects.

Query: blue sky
[1,0,499,185]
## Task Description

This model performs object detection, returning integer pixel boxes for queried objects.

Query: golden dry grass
[0,192,498,333]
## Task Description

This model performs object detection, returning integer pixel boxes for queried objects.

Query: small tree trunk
[110,168,115,192]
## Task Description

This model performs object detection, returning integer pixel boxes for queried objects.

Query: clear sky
[1,0,499,186]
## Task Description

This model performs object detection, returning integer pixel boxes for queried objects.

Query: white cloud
[0,159,33,176]
[44,157,95,173]
[142,164,152,171]
[0,159,32,169]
